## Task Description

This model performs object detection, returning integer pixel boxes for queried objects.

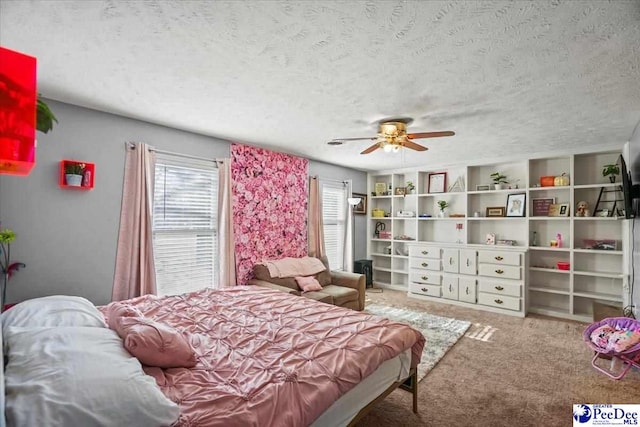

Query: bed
[1,286,425,426]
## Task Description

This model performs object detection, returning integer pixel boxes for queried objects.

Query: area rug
[366,304,471,382]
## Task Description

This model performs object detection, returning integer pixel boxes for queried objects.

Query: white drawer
[478,264,521,280]
[478,280,521,297]
[442,276,459,300]
[409,245,441,259]
[410,271,441,285]
[409,282,442,298]
[410,258,440,271]
[458,278,477,304]
[477,293,520,311]
[478,251,521,266]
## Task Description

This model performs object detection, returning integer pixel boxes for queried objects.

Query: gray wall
[0,100,366,305]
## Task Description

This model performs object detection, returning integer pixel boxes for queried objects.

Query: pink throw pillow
[295,276,323,292]
[105,302,144,331]
[123,318,197,368]
[107,306,197,368]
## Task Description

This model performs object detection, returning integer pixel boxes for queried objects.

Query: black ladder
[593,185,624,217]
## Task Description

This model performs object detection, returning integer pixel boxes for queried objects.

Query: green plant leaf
[36,97,58,134]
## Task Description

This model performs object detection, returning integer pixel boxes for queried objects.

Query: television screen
[620,154,636,219]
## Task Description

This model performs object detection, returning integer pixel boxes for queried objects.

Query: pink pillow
[105,302,144,331]
[122,318,197,368]
[108,307,197,368]
[295,276,322,292]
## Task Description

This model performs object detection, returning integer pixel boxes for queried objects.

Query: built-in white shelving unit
[367,148,629,322]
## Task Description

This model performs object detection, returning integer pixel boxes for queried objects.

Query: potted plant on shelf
[0,227,25,306]
[602,164,620,183]
[437,200,449,218]
[406,181,415,194]
[64,162,85,186]
[490,172,508,190]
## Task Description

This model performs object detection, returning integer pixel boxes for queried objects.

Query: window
[321,180,348,270]
[152,153,218,296]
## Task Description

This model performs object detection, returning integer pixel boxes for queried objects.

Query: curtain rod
[127,142,221,163]
[315,175,348,185]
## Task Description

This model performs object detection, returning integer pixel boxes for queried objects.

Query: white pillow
[1,295,106,335]
[4,326,179,427]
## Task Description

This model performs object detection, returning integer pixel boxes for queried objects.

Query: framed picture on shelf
[428,172,447,194]
[506,193,526,217]
[374,182,387,196]
[558,203,570,217]
[394,187,406,196]
[532,198,555,216]
[548,204,560,217]
[476,184,491,191]
[351,193,367,215]
[486,206,505,217]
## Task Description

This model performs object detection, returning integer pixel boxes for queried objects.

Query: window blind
[152,153,218,296]
[321,180,348,271]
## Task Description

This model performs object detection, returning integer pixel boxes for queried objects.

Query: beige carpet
[355,289,640,427]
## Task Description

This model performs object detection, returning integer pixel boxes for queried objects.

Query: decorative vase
[438,209,447,218]
[65,173,83,186]
[494,183,505,190]
[609,176,616,183]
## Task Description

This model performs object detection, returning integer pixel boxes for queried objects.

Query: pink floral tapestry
[231,144,309,285]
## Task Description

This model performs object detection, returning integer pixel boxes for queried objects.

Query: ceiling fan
[327,118,454,154]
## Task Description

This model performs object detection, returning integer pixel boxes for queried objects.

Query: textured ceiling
[1,0,639,171]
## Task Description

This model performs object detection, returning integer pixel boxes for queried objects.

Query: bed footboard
[346,367,418,426]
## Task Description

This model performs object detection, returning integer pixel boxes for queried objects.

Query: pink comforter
[102,286,425,427]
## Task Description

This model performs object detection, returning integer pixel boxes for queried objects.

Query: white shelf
[573,183,619,189]
[528,247,571,252]
[367,148,627,322]
[573,270,624,279]
[528,217,570,220]
[573,217,624,221]
[573,249,623,255]
[530,267,570,274]
[528,286,570,296]
[573,291,623,303]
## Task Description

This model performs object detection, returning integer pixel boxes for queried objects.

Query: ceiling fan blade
[407,131,455,139]
[335,136,377,141]
[361,142,381,154]
[403,140,428,151]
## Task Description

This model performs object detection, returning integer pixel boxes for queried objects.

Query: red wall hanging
[0,46,37,176]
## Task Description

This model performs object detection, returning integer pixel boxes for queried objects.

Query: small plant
[406,181,415,192]
[603,164,620,183]
[490,172,508,184]
[37,95,58,134]
[602,164,620,177]
[64,162,85,175]
[437,200,449,211]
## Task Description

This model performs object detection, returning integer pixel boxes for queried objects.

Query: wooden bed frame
[347,367,418,426]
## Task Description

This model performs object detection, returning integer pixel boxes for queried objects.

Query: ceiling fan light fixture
[382,143,394,152]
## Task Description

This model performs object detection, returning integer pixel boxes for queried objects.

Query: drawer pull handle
[495,269,504,274]
[495,256,503,261]
[421,262,428,267]
[421,287,428,292]
[449,257,453,265]
[421,276,428,281]
[465,287,469,295]
[449,284,452,292]
[495,286,504,291]
[495,299,503,304]
[421,250,428,255]
[466,259,470,267]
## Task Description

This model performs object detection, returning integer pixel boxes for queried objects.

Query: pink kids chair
[583,317,640,380]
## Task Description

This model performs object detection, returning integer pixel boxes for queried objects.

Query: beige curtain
[308,176,326,258]
[112,142,157,301]
[216,159,237,287]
